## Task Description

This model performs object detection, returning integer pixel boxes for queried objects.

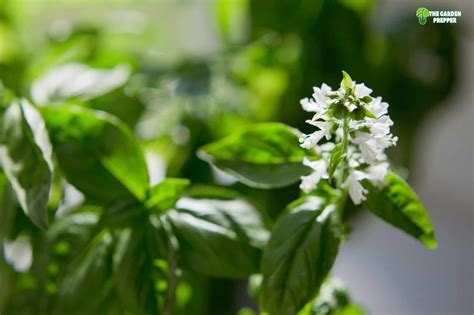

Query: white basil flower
[300,120,332,149]
[300,157,328,193]
[344,170,368,205]
[367,162,389,188]
[344,100,357,112]
[353,82,373,99]
[370,116,393,136]
[319,142,336,153]
[367,96,388,118]
[300,130,325,149]
[352,132,380,164]
[300,97,321,113]
[312,83,332,109]
[298,72,397,200]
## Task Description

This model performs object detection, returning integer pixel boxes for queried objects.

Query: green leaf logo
[416,7,430,25]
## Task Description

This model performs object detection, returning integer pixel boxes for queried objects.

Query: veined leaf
[0,100,53,228]
[261,200,342,315]
[41,105,149,205]
[363,172,436,249]
[198,123,315,188]
[166,196,269,278]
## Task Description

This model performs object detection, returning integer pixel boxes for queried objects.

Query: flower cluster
[299,72,397,205]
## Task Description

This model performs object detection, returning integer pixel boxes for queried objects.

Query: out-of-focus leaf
[0,100,53,228]
[31,63,130,105]
[363,172,436,249]
[237,308,257,315]
[198,123,315,188]
[0,173,16,241]
[306,278,366,315]
[214,0,249,43]
[184,184,240,200]
[0,82,15,112]
[146,178,190,212]
[113,228,159,315]
[46,211,99,242]
[0,240,14,312]
[41,105,149,204]
[3,235,32,273]
[261,201,342,315]
[55,230,113,315]
[248,273,263,301]
[166,196,269,278]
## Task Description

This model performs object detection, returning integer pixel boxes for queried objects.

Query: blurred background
[0,0,472,314]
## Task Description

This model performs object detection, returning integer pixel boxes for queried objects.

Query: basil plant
[0,68,435,315]
[199,71,436,314]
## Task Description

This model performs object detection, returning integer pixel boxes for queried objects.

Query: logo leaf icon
[416,7,429,25]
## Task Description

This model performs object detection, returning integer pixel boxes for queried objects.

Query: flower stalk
[299,71,398,205]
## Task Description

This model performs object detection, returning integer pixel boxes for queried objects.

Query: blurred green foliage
[0,0,458,314]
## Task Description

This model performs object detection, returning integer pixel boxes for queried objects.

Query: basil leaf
[31,63,130,105]
[55,230,113,315]
[41,105,149,204]
[146,178,190,212]
[1,100,53,228]
[300,278,366,315]
[167,197,269,278]
[261,202,342,315]
[198,123,315,188]
[328,143,345,179]
[340,71,353,91]
[113,228,159,315]
[363,172,436,249]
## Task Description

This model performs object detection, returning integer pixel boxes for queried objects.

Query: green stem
[335,187,349,217]
[336,113,350,217]
[161,217,180,315]
[336,113,350,188]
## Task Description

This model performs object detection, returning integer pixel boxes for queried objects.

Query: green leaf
[248,273,263,301]
[351,105,375,120]
[46,211,99,242]
[361,96,372,104]
[0,100,53,228]
[328,143,345,179]
[340,71,353,91]
[335,304,367,315]
[55,230,114,315]
[198,123,315,188]
[113,228,159,315]
[166,196,269,278]
[41,105,149,204]
[31,63,130,105]
[261,202,342,315]
[184,184,241,200]
[362,106,376,119]
[146,178,190,212]
[0,82,15,112]
[363,172,436,249]
[305,278,366,315]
